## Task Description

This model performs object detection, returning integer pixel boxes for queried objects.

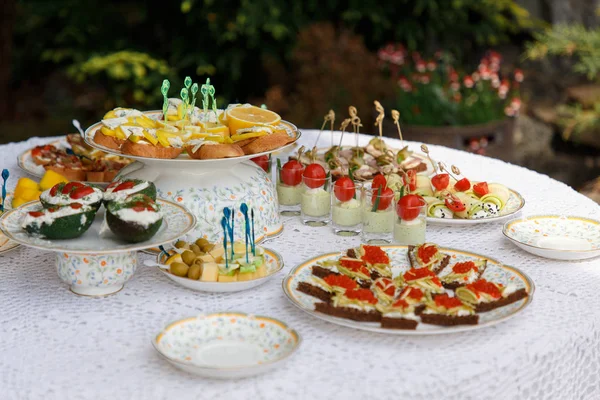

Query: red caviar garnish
[417,244,438,264]
[361,245,390,265]
[466,279,502,299]
[375,278,395,296]
[434,294,464,309]
[452,261,477,274]
[345,288,378,304]
[324,274,357,291]
[400,286,423,300]
[392,299,409,309]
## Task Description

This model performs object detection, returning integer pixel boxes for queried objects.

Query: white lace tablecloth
[1,131,600,400]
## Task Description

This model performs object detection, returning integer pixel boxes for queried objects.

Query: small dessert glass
[301,173,332,227]
[361,185,395,244]
[394,196,427,245]
[331,181,363,236]
[275,159,304,216]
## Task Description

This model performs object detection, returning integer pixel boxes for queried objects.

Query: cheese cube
[237,272,255,282]
[218,272,238,282]
[200,262,219,282]
[255,265,267,279]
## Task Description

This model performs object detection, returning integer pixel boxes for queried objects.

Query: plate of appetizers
[153,312,301,378]
[283,243,534,335]
[503,215,600,260]
[0,180,195,254]
[155,237,283,293]
[83,103,301,168]
[17,134,132,184]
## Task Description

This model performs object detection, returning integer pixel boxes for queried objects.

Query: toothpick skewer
[438,162,460,181]
[314,110,336,148]
[338,118,352,148]
[420,144,438,172]
[374,100,385,139]
[391,110,403,148]
[348,106,362,150]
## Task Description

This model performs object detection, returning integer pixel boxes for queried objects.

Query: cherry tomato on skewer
[454,178,471,192]
[473,182,490,197]
[334,176,355,202]
[431,173,449,191]
[396,194,425,221]
[280,159,304,186]
[303,164,327,189]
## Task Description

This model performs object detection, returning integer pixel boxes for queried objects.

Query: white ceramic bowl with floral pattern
[153,312,301,379]
[503,215,600,260]
[0,193,20,255]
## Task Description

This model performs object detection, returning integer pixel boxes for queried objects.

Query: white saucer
[153,312,301,378]
[503,215,600,260]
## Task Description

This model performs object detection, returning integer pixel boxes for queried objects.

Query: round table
[1,131,599,400]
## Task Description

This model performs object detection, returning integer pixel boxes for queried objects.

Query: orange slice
[225,105,281,136]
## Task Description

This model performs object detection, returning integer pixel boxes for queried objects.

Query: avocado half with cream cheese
[40,182,103,211]
[22,203,97,239]
[103,179,157,204]
[106,194,162,243]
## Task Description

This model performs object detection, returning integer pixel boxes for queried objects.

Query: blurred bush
[8,0,534,126]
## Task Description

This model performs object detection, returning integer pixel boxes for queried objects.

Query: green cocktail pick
[209,84,217,120]
[184,76,192,91]
[161,79,170,121]
[180,88,189,121]
[190,83,199,109]
[201,78,211,121]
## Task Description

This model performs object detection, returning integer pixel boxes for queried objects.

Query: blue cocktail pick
[240,203,250,263]
[159,245,169,259]
[251,208,256,256]
[230,206,235,258]
[221,216,229,270]
[1,169,9,212]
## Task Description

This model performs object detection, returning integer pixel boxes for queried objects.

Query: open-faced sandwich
[407,243,450,274]
[419,293,479,326]
[440,260,488,290]
[455,279,528,312]
[105,194,163,243]
[40,182,103,211]
[22,203,97,240]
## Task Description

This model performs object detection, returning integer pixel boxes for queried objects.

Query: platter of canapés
[283,243,534,335]
[156,237,283,293]
[18,134,132,184]
[83,78,300,165]
[0,178,196,253]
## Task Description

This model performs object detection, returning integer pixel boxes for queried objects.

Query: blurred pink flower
[427,60,436,71]
[464,76,474,88]
[504,106,516,117]
[514,69,524,82]
[416,60,426,73]
[450,82,460,91]
[472,72,480,81]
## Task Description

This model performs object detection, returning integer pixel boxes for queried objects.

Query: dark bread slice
[311,265,339,279]
[442,260,488,290]
[475,288,528,313]
[381,317,418,330]
[433,255,451,275]
[356,279,372,289]
[414,304,426,316]
[297,282,332,303]
[420,313,479,326]
[371,270,382,280]
[346,248,358,258]
[315,302,381,322]
[405,162,428,173]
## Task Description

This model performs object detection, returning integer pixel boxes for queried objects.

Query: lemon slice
[100,126,117,137]
[198,121,230,137]
[166,253,183,265]
[226,105,281,135]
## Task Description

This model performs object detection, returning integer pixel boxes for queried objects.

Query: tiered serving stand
[83,113,301,243]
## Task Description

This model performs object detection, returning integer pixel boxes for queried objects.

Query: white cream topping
[305,188,328,196]
[470,209,490,219]
[339,198,360,209]
[503,283,518,296]
[114,109,142,118]
[167,137,184,148]
[41,187,103,207]
[113,208,162,228]
[432,206,453,219]
[383,311,419,321]
[398,218,424,226]
[102,117,128,129]
[104,181,150,202]
[21,206,91,228]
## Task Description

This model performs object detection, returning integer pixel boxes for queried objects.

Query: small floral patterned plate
[153,312,301,378]
[0,193,20,256]
[156,248,284,293]
[503,215,600,260]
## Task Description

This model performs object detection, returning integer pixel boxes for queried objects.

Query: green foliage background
[11,0,533,118]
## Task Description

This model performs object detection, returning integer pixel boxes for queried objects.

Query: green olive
[195,238,209,248]
[187,264,202,280]
[190,244,202,255]
[181,250,196,266]
[201,243,215,253]
[174,240,189,250]
[170,262,189,277]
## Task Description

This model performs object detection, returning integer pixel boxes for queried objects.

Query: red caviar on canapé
[340,258,370,276]
[417,244,438,264]
[345,288,378,304]
[434,294,464,309]
[452,261,477,274]
[361,245,390,265]
[375,278,395,296]
[324,274,357,291]
[392,298,410,309]
[403,267,436,281]
[400,286,424,300]
[466,279,502,299]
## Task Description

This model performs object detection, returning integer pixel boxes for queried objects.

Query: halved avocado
[106,194,162,243]
[104,179,157,205]
[24,206,97,240]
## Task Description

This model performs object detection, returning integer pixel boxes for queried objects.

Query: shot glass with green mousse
[276,158,304,216]
[331,176,362,236]
[394,191,427,245]
[361,174,395,244]
[300,163,331,227]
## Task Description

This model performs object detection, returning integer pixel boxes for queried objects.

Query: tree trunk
[0,0,16,120]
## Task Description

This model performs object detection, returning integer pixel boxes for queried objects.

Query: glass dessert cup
[331,182,362,236]
[361,185,395,244]
[276,159,303,217]
[394,196,427,245]
[301,173,332,227]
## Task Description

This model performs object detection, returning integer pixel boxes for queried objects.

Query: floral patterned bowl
[153,312,301,379]
[503,215,600,260]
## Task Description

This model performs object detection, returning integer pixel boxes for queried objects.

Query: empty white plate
[153,312,301,378]
[503,215,600,260]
